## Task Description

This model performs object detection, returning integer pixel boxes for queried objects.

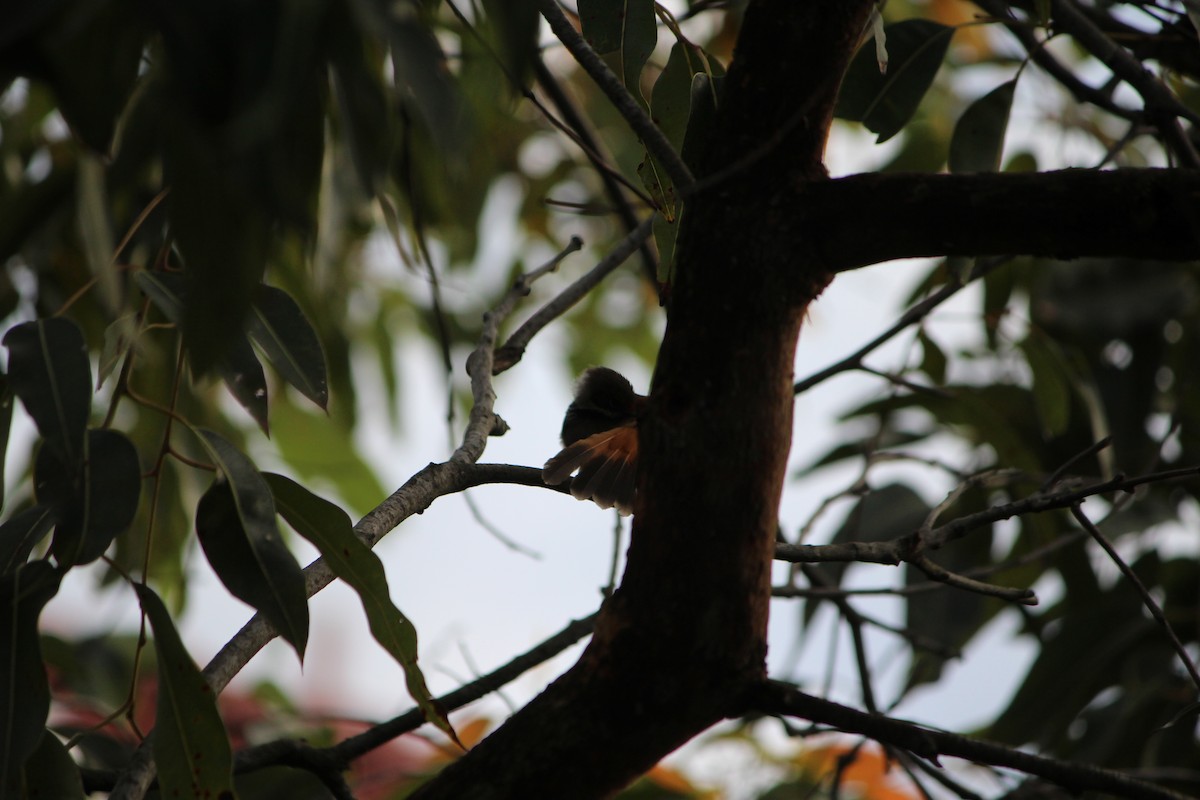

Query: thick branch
[802,169,1200,272]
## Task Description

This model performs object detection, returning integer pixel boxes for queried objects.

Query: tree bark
[806,169,1200,271]
[410,2,875,797]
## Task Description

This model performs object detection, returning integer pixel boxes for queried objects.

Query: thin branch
[748,680,1193,800]
[775,464,1200,566]
[251,613,597,774]
[795,258,1006,394]
[972,1,1140,120]
[909,554,1038,605]
[537,0,695,194]
[1070,504,1200,693]
[1049,0,1200,166]
[533,59,659,282]
[494,214,655,373]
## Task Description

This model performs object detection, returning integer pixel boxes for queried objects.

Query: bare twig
[494,214,655,373]
[794,258,1008,394]
[1070,504,1200,693]
[909,553,1037,605]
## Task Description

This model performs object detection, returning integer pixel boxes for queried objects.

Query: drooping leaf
[31,0,146,152]
[75,154,120,314]
[1020,334,1073,439]
[264,473,458,744]
[19,730,84,800]
[0,507,56,575]
[217,334,269,435]
[195,430,308,660]
[640,41,725,280]
[0,562,61,798]
[835,20,954,143]
[0,377,12,512]
[96,313,139,390]
[164,118,268,376]
[329,20,393,195]
[3,319,92,466]
[248,285,328,410]
[949,80,1016,173]
[803,484,930,626]
[917,328,947,385]
[385,16,469,151]
[481,0,540,87]
[578,0,656,105]
[904,504,998,691]
[134,582,235,800]
[38,429,141,567]
[133,269,186,325]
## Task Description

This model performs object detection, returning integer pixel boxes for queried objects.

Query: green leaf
[37,429,141,567]
[33,0,146,152]
[949,80,1016,173]
[264,473,458,744]
[578,0,656,105]
[20,730,84,800]
[133,270,186,325]
[804,484,929,626]
[164,119,268,375]
[385,17,469,151]
[0,377,12,512]
[329,22,393,195]
[195,430,308,660]
[835,20,954,143]
[481,0,540,86]
[3,319,92,466]
[1020,334,1072,439]
[97,313,138,390]
[248,285,328,410]
[270,400,386,518]
[641,42,706,213]
[134,582,236,800]
[217,334,269,436]
[0,562,60,798]
[917,328,947,385]
[0,507,57,575]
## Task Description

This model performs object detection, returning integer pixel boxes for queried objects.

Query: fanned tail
[542,425,637,515]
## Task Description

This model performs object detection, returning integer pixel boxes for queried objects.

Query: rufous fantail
[542,367,646,515]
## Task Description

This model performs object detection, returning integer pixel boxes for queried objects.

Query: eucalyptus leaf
[19,731,84,800]
[248,285,328,410]
[135,582,236,800]
[3,319,92,466]
[38,429,141,567]
[0,506,56,575]
[578,0,656,105]
[835,20,954,143]
[265,473,458,744]
[217,334,269,435]
[195,429,308,660]
[0,562,60,798]
[949,80,1016,173]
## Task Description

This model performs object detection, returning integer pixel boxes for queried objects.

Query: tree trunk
[410,2,875,797]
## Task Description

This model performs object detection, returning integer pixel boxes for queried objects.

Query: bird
[542,367,646,515]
